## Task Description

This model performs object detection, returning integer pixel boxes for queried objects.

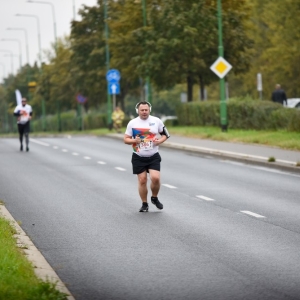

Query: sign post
[210,56,232,132]
[257,73,263,100]
[210,0,232,132]
[106,69,121,112]
[76,94,87,131]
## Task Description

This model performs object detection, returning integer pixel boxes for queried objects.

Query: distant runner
[14,97,32,152]
[124,101,170,212]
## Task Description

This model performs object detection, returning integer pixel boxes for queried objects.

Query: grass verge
[167,126,300,151]
[0,212,67,300]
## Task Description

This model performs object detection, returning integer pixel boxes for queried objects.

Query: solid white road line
[162,184,177,189]
[196,195,215,201]
[240,211,266,218]
[220,160,245,166]
[30,139,49,146]
[97,161,106,165]
[115,167,126,171]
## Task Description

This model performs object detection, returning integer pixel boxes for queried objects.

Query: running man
[124,101,170,212]
[13,97,32,152]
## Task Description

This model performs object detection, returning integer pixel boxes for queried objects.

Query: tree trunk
[199,74,205,101]
[187,74,193,102]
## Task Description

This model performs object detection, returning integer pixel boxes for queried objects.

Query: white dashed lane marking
[162,184,177,189]
[28,141,272,221]
[30,139,49,146]
[241,211,266,218]
[115,167,126,171]
[196,195,215,201]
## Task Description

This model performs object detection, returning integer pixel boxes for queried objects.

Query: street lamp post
[27,0,60,131]
[72,0,82,130]
[27,1,57,52]
[16,13,46,131]
[7,28,31,99]
[0,50,14,74]
[7,28,30,65]
[0,62,6,79]
[1,39,22,69]
[73,0,76,20]
[16,14,42,65]
[0,62,9,132]
[141,0,152,104]
[104,0,112,128]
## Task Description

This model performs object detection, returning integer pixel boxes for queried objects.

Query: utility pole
[104,0,112,127]
[217,0,227,132]
[16,13,46,131]
[142,0,152,103]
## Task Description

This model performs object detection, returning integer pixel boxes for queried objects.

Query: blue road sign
[76,93,87,103]
[109,82,120,95]
[106,69,121,83]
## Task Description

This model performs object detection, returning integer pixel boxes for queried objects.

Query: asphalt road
[0,136,300,300]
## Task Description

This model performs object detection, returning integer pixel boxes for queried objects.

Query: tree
[109,0,253,101]
[232,0,300,99]
[70,1,107,110]
[106,0,146,106]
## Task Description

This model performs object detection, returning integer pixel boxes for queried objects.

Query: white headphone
[135,101,152,114]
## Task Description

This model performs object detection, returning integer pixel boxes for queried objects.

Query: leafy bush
[176,99,300,132]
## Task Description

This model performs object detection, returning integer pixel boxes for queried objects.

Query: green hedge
[31,110,108,132]
[31,111,131,132]
[176,100,300,131]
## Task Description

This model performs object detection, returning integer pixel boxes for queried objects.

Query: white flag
[15,89,22,106]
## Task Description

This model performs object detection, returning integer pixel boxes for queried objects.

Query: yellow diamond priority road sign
[210,57,232,79]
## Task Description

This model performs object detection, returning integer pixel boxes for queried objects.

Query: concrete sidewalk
[107,133,300,173]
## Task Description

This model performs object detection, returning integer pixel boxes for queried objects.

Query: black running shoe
[26,147,29,152]
[20,145,23,151]
[139,202,149,212]
[151,197,163,210]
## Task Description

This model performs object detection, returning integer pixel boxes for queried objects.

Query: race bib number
[139,140,153,151]
[20,115,28,122]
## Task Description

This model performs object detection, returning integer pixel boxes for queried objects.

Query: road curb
[0,204,75,300]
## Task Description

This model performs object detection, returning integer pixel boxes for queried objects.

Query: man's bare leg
[149,169,161,197]
[149,169,163,209]
[137,171,148,203]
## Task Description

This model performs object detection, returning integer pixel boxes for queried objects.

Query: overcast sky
[0,0,97,81]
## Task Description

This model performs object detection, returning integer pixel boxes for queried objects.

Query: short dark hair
[136,101,151,109]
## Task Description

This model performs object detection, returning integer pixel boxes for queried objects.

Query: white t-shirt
[14,104,32,124]
[125,115,165,157]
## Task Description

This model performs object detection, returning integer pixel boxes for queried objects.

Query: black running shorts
[18,122,30,135]
[131,152,161,174]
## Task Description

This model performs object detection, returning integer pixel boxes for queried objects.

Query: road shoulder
[0,204,75,300]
